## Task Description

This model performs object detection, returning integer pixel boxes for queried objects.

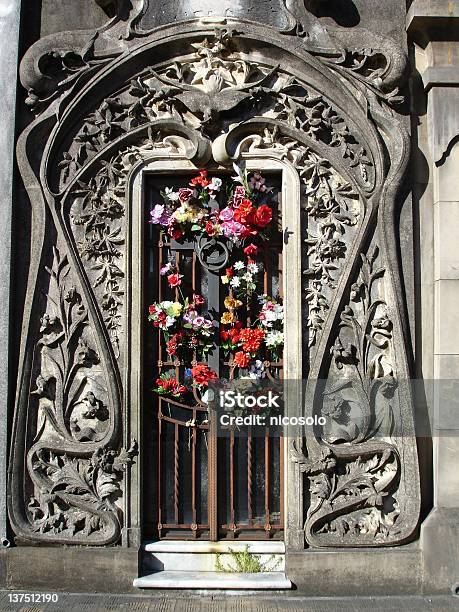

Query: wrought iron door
[144,173,283,540]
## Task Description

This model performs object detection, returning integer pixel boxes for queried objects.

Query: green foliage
[215,545,281,573]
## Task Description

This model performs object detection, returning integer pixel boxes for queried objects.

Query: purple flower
[160,263,172,276]
[150,204,170,226]
[183,310,198,324]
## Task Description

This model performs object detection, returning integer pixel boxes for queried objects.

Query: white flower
[164,187,180,201]
[161,301,173,309]
[243,272,253,282]
[234,261,245,271]
[265,330,284,348]
[165,316,176,328]
[230,277,241,288]
[247,263,259,274]
[249,360,266,379]
[208,178,222,191]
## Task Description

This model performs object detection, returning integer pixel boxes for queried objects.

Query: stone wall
[0,0,457,596]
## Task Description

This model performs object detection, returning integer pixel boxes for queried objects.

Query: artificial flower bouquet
[148,167,284,403]
[149,166,274,244]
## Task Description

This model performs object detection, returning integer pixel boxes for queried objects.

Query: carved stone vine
[26,248,137,543]
[58,31,374,192]
[68,129,194,358]
[292,246,405,546]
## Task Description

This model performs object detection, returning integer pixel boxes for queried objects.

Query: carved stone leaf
[96,472,119,499]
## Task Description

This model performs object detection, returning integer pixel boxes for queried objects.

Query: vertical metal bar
[192,250,196,293]
[229,431,235,535]
[157,412,163,538]
[206,194,220,540]
[279,436,284,528]
[247,430,253,525]
[264,430,271,536]
[191,412,197,538]
[174,423,179,524]
[208,414,218,540]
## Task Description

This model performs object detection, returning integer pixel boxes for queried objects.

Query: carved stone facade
[1,0,458,597]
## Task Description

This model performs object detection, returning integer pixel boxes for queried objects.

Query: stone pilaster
[0,0,21,548]
[408,0,459,594]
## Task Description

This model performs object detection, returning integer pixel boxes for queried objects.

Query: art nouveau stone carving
[9,0,420,548]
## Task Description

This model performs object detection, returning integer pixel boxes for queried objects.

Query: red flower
[178,187,195,202]
[254,205,272,228]
[243,244,259,256]
[166,339,177,356]
[193,294,205,305]
[233,351,251,368]
[205,220,218,236]
[234,200,256,224]
[239,225,257,239]
[190,170,211,187]
[149,305,156,314]
[229,329,240,344]
[220,330,230,341]
[191,364,218,386]
[167,273,182,288]
[156,377,186,396]
[239,328,265,353]
[225,267,233,278]
[169,226,184,241]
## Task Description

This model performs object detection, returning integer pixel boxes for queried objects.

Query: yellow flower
[221,276,229,285]
[221,311,235,324]
[170,302,182,317]
[224,297,243,310]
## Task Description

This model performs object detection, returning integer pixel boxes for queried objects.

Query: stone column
[408,0,459,594]
[0,0,21,548]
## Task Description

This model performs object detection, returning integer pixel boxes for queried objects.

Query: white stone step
[144,550,285,572]
[133,571,292,590]
[144,540,285,553]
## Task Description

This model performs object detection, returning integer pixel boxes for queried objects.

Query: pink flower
[178,188,195,203]
[221,220,245,238]
[219,207,234,222]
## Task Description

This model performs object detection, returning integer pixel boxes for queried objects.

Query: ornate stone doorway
[9,2,421,554]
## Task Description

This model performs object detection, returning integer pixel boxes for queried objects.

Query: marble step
[144,551,285,572]
[142,540,285,572]
[133,570,292,590]
[144,540,285,553]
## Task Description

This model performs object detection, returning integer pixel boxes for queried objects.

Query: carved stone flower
[350,282,362,302]
[75,339,98,366]
[40,313,60,333]
[330,338,355,368]
[372,315,392,332]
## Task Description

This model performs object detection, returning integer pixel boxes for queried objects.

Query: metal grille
[144,173,283,540]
